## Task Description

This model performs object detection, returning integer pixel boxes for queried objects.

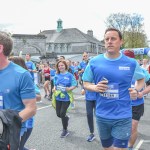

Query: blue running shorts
[96,116,132,148]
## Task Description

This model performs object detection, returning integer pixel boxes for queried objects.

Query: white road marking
[37,105,52,110]
[74,96,84,99]
[37,96,84,110]
[134,139,144,150]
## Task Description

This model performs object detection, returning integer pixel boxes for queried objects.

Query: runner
[42,62,51,99]
[123,49,149,150]
[52,60,77,138]
[82,28,145,150]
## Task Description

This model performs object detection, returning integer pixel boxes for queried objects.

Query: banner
[122,48,150,57]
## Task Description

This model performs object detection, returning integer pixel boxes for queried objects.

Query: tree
[105,13,148,48]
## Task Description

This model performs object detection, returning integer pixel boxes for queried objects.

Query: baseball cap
[123,49,135,58]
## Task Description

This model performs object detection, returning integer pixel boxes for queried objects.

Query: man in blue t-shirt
[78,52,89,94]
[25,53,37,79]
[0,31,37,146]
[123,49,149,150]
[82,28,145,150]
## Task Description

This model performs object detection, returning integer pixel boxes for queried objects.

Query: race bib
[57,85,66,92]
[100,83,119,99]
[0,92,4,109]
[45,73,49,77]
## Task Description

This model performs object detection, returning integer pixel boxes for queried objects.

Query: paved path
[25,87,150,150]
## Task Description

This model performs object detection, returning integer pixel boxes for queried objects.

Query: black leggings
[19,128,33,150]
[56,101,70,130]
[86,100,96,133]
[50,80,54,98]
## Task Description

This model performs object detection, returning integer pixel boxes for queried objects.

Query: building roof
[12,34,46,39]
[39,28,101,44]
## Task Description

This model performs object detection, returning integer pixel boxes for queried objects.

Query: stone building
[12,19,105,61]
[12,34,46,56]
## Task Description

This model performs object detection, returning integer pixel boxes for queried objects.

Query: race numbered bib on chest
[100,83,119,99]
[57,85,66,92]
[0,92,4,109]
[45,73,49,77]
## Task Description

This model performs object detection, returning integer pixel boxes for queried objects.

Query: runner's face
[58,62,66,73]
[104,31,123,54]
[83,54,88,61]
[25,55,30,61]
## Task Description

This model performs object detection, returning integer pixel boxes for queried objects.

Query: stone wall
[12,34,46,56]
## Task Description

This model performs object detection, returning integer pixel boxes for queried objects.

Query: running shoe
[86,134,95,142]
[60,129,69,138]
[44,94,47,98]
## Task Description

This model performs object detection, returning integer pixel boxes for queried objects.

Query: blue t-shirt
[74,65,79,73]
[131,79,144,106]
[78,61,88,77]
[25,61,36,79]
[69,65,75,74]
[50,69,56,77]
[54,72,77,101]
[131,67,149,106]
[82,53,144,119]
[85,90,96,101]
[0,62,36,134]
[141,67,149,82]
[26,84,41,129]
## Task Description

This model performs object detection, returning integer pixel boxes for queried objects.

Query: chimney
[87,30,93,37]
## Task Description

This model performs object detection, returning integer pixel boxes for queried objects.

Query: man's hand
[137,91,143,99]
[128,88,138,100]
[94,80,108,93]
[78,69,84,75]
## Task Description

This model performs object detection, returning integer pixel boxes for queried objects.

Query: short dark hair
[26,53,31,57]
[60,56,65,59]
[105,28,122,40]
[0,31,13,56]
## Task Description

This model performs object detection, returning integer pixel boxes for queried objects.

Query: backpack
[0,109,22,150]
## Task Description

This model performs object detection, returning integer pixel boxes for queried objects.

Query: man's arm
[19,98,37,122]
[138,84,150,98]
[36,94,41,102]
[129,78,145,100]
[134,78,145,91]
[83,80,108,93]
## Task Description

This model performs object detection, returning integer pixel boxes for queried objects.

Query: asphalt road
[25,87,150,150]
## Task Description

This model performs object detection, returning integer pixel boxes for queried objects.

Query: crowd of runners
[0,28,150,150]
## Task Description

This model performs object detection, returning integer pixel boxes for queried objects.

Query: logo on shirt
[4,89,10,93]
[119,66,130,70]
[64,77,69,80]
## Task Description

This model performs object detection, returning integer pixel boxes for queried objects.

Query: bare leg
[128,119,139,148]
[103,147,114,150]
[43,82,47,96]
[114,147,127,150]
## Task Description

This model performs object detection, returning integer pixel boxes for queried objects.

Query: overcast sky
[0,0,149,41]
